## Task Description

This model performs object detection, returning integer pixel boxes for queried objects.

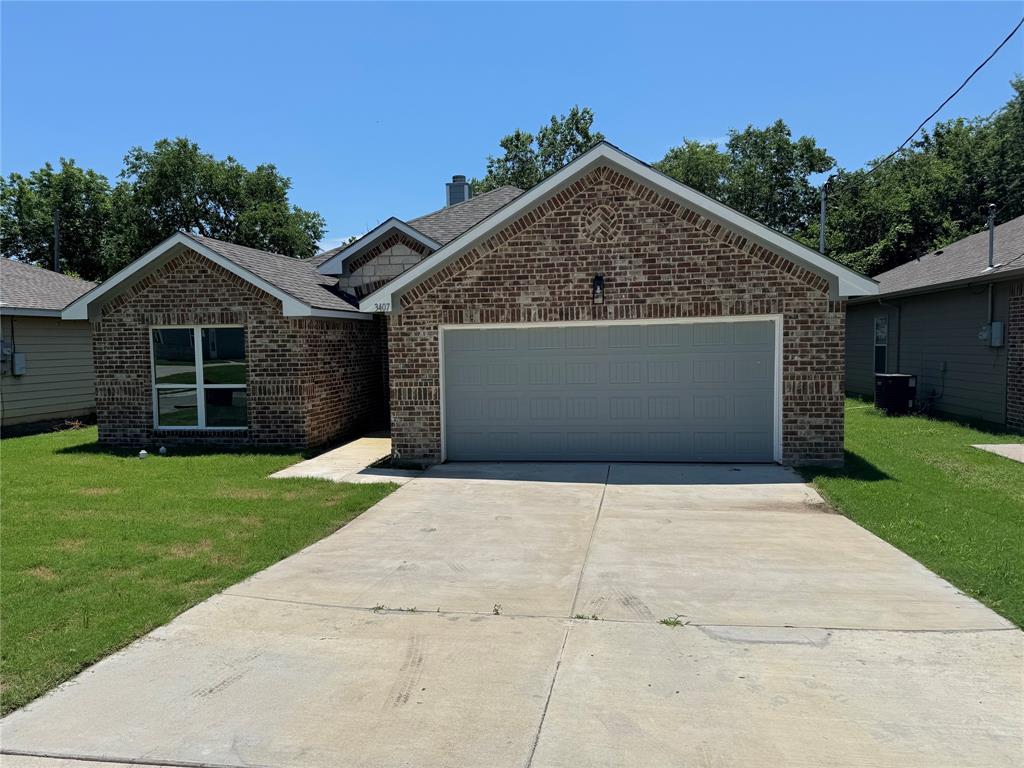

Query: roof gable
[62,232,370,321]
[316,219,441,276]
[360,142,877,312]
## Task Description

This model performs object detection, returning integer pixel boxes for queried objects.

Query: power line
[865,14,1023,176]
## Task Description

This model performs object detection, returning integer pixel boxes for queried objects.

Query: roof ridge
[407,185,524,224]
[183,232,317,267]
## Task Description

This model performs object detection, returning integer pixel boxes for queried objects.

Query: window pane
[157,388,198,426]
[153,329,196,384]
[202,328,246,385]
[874,346,887,374]
[205,388,247,427]
[874,315,888,345]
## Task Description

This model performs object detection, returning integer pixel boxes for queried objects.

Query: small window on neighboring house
[873,315,888,374]
[152,326,247,429]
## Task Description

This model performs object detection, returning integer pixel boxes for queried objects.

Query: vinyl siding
[1,315,95,426]
[846,303,899,396]
[846,283,1010,424]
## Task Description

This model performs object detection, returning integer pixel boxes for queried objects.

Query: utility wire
[865,14,1024,175]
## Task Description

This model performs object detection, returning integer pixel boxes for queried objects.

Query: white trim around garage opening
[436,314,785,465]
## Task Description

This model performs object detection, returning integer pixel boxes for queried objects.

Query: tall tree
[474,106,604,193]
[653,139,729,201]
[102,138,325,273]
[655,121,834,236]
[0,159,111,280]
[723,121,834,234]
[818,77,1024,275]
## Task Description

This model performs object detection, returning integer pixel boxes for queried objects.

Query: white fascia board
[317,218,442,276]
[300,307,376,321]
[0,307,63,317]
[360,143,877,312]
[61,232,318,320]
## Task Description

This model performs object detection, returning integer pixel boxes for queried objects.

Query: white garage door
[441,319,778,462]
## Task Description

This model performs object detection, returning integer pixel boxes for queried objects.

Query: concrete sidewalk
[269,435,420,485]
[3,463,1021,768]
[973,443,1024,463]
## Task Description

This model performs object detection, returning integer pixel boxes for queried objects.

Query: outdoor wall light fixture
[592,274,605,305]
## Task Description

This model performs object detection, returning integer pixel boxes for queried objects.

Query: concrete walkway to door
[2,463,1021,768]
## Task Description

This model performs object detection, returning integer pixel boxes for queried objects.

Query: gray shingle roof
[407,186,523,245]
[1,259,95,313]
[873,215,1024,296]
[183,234,362,312]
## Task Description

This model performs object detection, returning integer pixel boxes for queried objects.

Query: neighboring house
[64,142,878,465]
[1,259,96,432]
[847,215,1023,431]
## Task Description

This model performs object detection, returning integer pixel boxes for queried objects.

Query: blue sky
[3,2,1022,249]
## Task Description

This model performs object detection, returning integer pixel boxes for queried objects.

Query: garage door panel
[443,321,775,462]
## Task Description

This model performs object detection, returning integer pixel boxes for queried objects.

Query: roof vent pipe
[987,203,996,268]
[446,175,471,207]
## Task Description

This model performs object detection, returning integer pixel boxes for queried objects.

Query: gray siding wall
[846,283,1010,424]
[1,315,96,427]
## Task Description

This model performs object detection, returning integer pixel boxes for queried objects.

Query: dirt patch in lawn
[24,566,58,582]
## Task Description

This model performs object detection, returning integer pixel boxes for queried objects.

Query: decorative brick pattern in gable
[91,249,385,449]
[387,165,846,465]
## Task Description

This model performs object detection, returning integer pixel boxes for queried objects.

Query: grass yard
[801,400,1024,627]
[0,427,395,715]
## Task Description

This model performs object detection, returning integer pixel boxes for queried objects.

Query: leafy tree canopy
[656,120,834,236]
[474,106,604,193]
[811,77,1024,274]
[102,138,325,273]
[1,138,325,280]
[1,159,112,281]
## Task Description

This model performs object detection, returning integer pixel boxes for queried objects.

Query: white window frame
[150,324,248,431]
[873,315,888,374]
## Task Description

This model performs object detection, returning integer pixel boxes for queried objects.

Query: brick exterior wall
[92,249,386,449]
[1007,280,1024,432]
[387,165,846,466]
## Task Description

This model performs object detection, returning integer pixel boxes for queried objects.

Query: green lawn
[0,427,395,715]
[801,400,1024,627]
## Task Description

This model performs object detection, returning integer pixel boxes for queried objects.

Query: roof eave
[360,142,878,313]
[849,265,1024,304]
[0,307,64,318]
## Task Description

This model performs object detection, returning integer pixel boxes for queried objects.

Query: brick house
[64,143,877,464]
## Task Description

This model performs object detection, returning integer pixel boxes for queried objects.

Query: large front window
[152,326,247,429]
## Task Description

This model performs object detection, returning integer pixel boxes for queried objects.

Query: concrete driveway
[2,463,1021,767]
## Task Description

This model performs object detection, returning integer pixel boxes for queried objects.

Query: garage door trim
[438,314,784,463]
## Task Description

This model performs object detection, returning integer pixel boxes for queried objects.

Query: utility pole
[53,207,61,273]
[819,174,835,255]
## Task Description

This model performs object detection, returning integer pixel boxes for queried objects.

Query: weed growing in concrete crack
[659,615,687,627]
[492,603,502,615]
[573,614,601,621]
[371,604,418,613]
